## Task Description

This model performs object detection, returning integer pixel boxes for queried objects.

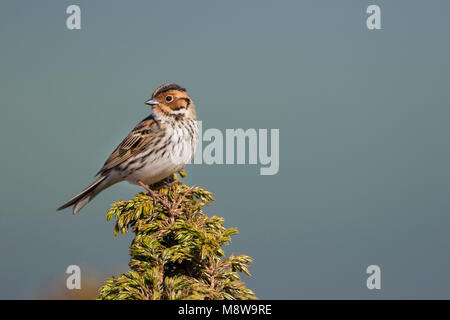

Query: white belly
[121,121,198,186]
[126,157,187,185]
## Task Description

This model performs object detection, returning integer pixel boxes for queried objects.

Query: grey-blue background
[1,0,449,299]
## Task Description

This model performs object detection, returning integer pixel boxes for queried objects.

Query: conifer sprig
[98,181,256,300]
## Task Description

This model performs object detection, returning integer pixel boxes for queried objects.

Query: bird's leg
[138,180,170,208]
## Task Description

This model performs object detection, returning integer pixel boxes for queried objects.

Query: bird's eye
[166,95,173,102]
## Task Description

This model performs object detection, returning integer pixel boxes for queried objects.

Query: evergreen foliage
[97,176,256,300]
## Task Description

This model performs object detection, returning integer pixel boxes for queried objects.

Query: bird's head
[145,83,196,120]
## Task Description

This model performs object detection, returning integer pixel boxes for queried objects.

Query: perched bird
[57,83,199,214]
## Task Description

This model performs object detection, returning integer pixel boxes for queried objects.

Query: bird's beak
[145,98,160,106]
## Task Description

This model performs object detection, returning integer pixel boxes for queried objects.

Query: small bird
[57,83,199,214]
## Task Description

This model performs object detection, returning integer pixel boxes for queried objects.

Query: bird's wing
[97,115,161,175]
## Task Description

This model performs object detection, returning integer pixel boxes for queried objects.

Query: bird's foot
[138,180,170,209]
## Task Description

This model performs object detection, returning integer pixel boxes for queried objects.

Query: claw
[138,180,170,208]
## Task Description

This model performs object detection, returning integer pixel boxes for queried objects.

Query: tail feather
[57,176,107,214]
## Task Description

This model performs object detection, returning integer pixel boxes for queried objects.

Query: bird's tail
[57,175,107,214]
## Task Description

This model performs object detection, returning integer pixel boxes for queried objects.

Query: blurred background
[1,0,450,299]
